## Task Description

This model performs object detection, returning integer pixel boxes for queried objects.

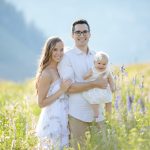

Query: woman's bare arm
[37,71,71,108]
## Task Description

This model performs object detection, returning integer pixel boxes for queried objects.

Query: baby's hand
[93,77,108,89]
[102,72,108,79]
[60,79,72,92]
[83,69,93,80]
[88,69,93,76]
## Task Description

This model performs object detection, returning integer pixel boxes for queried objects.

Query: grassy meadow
[0,63,150,150]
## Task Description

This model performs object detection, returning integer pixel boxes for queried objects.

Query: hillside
[0,0,45,81]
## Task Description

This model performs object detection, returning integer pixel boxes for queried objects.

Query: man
[58,19,108,148]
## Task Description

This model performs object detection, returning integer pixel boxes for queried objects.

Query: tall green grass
[0,63,150,150]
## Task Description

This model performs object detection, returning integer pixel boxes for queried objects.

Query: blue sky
[5,0,150,64]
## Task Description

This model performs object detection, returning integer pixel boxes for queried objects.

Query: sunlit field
[0,63,150,150]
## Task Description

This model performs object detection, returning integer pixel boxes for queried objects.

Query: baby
[82,51,115,122]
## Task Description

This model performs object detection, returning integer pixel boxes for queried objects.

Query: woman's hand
[60,79,72,92]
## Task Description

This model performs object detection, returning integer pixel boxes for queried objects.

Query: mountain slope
[0,0,45,81]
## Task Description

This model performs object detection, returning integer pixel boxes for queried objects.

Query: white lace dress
[36,79,69,150]
[82,67,112,104]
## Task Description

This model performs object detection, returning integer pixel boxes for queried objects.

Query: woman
[35,37,72,149]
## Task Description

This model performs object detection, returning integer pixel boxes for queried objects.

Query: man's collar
[74,46,94,55]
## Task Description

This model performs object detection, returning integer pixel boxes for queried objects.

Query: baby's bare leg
[91,104,99,118]
[105,102,112,119]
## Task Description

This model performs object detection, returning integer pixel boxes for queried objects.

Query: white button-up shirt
[58,47,105,122]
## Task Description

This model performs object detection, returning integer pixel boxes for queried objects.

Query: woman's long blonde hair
[35,37,62,93]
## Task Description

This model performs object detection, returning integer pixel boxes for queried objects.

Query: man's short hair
[72,19,90,33]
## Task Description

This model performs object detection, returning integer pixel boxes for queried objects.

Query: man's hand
[92,76,108,89]
[67,76,108,93]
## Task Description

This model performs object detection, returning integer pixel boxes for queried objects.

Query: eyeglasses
[73,30,89,36]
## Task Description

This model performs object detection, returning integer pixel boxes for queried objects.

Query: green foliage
[0,64,150,149]
[0,80,38,149]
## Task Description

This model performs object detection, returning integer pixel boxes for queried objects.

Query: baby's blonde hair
[94,51,109,62]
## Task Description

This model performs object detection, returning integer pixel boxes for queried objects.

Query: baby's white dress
[36,79,69,150]
[82,67,112,104]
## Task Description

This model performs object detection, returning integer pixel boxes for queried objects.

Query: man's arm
[58,54,108,94]
[68,77,108,93]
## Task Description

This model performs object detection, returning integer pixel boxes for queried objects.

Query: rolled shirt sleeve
[58,54,75,83]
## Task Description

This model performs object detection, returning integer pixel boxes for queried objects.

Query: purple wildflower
[132,77,136,86]
[127,95,134,112]
[138,98,145,114]
[139,75,144,89]
[114,75,117,80]
[114,95,121,111]
[124,72,128,76]
[139,82,144,89]
[120,65,125,73]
